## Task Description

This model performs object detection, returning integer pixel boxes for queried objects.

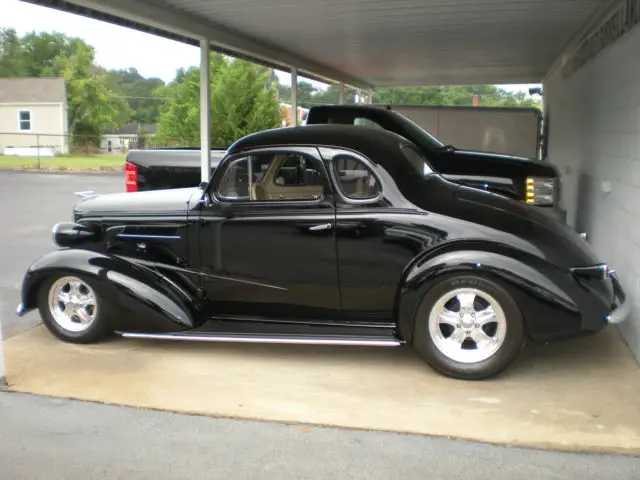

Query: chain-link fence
[0,132,198,171]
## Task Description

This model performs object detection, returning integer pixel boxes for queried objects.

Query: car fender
[395,247,580,342]
[19,249,196,333]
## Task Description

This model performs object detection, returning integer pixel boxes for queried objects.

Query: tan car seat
[252,154,323,201]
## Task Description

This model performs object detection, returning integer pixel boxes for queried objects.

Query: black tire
[37,272,112,344]
[413,273,525,380]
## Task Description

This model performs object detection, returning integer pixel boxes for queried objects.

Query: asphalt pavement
[1,391,639,480]
[0,171,123,339]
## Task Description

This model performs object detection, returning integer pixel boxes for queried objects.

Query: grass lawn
[0,154,126,171]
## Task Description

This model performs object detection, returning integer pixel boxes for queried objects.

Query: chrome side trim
[116,234,181,240]
[118,332,403,347]
[441,174,514,186]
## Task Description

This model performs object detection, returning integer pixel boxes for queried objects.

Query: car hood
[74,187,201,217]
[439,149,559,178]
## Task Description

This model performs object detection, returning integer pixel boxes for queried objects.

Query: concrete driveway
[0,171,123,338]
[2,171,640,458]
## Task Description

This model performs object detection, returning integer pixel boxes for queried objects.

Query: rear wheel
[413,274,525,380]
[37,273,111,344]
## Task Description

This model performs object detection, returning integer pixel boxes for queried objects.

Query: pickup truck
[125,105,564,219]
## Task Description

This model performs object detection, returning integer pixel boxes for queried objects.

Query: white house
[101,123,157,153]
[0,78,69,156]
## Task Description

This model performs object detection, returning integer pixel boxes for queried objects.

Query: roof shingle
[0,77,66,103]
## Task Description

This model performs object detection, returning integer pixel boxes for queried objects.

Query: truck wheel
[413,274,525,380]
[37,273,112,344]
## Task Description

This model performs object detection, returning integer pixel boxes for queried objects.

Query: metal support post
[0,316,7,387]
[339,83,345,105]
[368,88,373,104]
[200,38,211,183]
[291,67,298,126]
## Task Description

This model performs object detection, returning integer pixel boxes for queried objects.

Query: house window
[18,110,32,132]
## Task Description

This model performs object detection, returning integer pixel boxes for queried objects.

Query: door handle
[308,223,333,231]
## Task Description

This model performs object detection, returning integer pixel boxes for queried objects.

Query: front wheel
[37,273,112,344]
[413,274,525,380]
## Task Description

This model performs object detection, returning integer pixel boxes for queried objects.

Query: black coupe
[16,125,630,380]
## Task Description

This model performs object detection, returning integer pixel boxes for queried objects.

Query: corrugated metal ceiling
[27,0,608,86]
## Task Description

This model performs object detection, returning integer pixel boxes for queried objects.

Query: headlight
[526,177,555,206]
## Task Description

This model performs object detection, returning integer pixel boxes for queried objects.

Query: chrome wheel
[428,287,507,364]
[47,276,98,332]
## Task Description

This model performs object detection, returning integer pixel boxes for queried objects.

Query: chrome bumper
[605,274,632,324]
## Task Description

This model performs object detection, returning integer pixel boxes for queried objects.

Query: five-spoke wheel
[47,276,98,332]
[38,273,111,343]
[428,288,507,364]
[414,274,524,380]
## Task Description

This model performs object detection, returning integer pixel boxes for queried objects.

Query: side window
[274,153,325,187]
[216,151,327,202]
[401,144,433,177]
[332,154,381,201]
[18,110,32,132]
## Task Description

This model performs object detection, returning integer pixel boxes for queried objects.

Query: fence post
[37,134,41,170]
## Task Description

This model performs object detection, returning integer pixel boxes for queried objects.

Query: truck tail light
[125,162,138,192]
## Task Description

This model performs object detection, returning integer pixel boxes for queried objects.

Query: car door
[322,147,443,324]
[198,146,341,320]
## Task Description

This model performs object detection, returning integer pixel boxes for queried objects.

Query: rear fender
[19,249,197,333]
[396,249,580,342]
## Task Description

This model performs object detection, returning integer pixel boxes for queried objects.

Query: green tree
[156,54,282,147]
[19,31,80,76]
[277,80,318,106]
[372,85,540,109]
[42,40,131,136]
[0,28,25,76]
[104,67,165,123]
[0,30,131,136]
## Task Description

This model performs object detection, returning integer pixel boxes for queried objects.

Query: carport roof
[24,0,611,87]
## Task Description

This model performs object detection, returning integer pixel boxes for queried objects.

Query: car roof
[227,124,413,165]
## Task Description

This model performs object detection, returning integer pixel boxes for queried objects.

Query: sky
[2,0,539,93]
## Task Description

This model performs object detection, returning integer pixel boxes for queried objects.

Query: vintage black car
[16,125,630,380]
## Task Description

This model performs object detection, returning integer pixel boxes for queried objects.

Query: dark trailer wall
[391,105,543,159]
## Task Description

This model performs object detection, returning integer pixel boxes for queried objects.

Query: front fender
[19,249,196,333]
[396,249,581,342]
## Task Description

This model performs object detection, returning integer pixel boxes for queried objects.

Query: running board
[118,331,403,347]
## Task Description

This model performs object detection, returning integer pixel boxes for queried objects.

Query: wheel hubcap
[428,287,507,364]
[47,276,98,332]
